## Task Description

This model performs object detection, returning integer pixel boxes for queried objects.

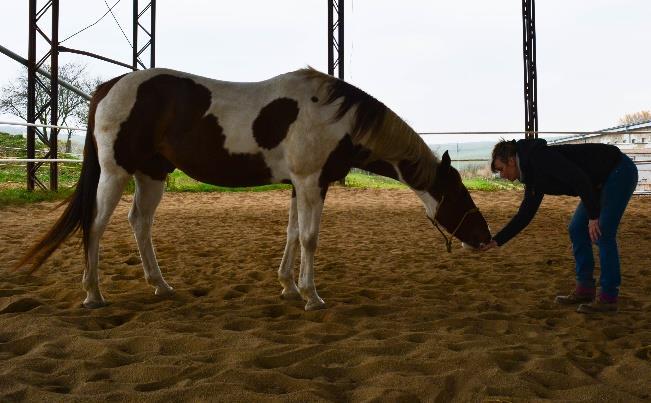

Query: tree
[0,62,102,153]
[618,110,651,126]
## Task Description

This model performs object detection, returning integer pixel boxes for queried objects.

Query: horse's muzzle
[461,242,480,251]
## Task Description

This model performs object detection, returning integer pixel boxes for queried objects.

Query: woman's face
[493,157,519,181]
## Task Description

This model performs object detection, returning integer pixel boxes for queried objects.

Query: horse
[15,67,492,311]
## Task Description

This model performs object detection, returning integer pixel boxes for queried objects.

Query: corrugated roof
[549,120,651,144]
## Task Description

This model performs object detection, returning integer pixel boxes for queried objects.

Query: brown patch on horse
[252,98,299,150]
[297,68,387,138]
[114,74,272,185]
[398,159,430,191]
[362,160,398,181]
[319,134,369,198]
[324,79,387,138]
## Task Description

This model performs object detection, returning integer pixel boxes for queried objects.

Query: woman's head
[491,139,520,181]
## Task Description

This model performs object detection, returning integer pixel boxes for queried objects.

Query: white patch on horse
[392,162,440,220]
[418,191,440,221]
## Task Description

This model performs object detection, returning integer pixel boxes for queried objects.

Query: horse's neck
[353,149,435,189]
[356,159,400,182]
[349,119,436,189]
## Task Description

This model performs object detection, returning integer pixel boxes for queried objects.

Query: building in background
[549,120,651,193]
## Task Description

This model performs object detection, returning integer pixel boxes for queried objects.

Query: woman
[480,138,638,313]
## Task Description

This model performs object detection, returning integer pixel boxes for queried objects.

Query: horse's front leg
[293,175,327,311]
[277,189,301,300]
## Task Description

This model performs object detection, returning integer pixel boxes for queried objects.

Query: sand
[1,188,650,402]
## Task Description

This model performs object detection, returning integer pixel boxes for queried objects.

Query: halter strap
[427,195,479,253]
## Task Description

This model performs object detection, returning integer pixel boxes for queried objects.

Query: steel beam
[50,0,59,190]
[133,0,156,69]
[522,0,538,139]
[26,0,60,191]
[0,44,91,100]
[27,0,37,190]
[327,0,344,80]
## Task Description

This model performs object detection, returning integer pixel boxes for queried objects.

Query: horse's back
[91,68,343,186]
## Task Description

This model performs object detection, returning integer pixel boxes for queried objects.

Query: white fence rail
[1,121,649,194]
[0,158,81,163]
[0,120,86,132]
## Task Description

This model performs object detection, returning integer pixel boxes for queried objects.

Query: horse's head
[426,151,492,250]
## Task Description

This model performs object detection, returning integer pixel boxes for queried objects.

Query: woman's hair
[490,139,518,172]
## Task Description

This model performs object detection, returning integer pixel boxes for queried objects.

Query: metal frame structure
[26,0,59,191]
[25,0,156,191]
[13,1,540,190]
[521,0,538,139]
[327,0,344,80]
[326,0,538,139]
[133,0,156,70]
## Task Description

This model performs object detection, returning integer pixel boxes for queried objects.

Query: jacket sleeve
[538,149,600,219]
[493,187,543,246]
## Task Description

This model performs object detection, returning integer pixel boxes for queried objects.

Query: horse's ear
[440,150,451,171]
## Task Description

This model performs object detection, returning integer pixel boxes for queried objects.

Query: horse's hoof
[280,289,303,301]
[155,286,175,297]
[304,299,326,311]
[82,300,107,309]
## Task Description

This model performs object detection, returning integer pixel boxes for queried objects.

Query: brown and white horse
[16,67,491,310]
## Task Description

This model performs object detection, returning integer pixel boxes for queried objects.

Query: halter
[427,195,480,253]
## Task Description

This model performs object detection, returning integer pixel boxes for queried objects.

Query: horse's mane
[297,67,438,189]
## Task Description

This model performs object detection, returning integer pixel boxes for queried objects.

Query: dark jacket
[493,139,622,246]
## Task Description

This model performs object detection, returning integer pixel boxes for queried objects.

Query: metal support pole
[327,1,332,75]
[327,0,345,184]
[337,0,344,80]
[327,0,344,80]
[20,0,156,192]
[133,0,138,70]
[26,0,61,191]
[133,0,155,69]
[522,0,538,139]
[151,0,156,67]
[50,0,59,191]
[27,0,37,191]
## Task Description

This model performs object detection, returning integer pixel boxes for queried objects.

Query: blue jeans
[568,155,638,298]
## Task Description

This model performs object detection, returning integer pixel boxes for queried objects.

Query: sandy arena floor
[1,188,650,402]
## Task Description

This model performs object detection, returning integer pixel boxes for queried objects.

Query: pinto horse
[16,67,491,310]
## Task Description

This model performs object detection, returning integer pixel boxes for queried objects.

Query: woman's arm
[492,187,544,246]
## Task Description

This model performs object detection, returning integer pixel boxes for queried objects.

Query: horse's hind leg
[128,172,174,296]
[83,172,129,308]
[278,189,301,300]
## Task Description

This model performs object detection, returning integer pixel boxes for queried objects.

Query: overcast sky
[1,0,649,144]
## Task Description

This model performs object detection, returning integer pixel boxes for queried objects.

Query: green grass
[0,168,522,207]
[0,131,521,206]
[0,187,74,207]
[345,171,523,191]
[463,178,523,191]
[165,170,292,193]
[344,171,405,189]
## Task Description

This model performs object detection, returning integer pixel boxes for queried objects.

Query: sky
[1,0,650,144]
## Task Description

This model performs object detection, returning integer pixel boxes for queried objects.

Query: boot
[555,287,595,305]
[577,294,618,314]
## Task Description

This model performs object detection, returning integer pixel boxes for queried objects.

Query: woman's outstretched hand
[479,239,498,251]
[588,219,601,243]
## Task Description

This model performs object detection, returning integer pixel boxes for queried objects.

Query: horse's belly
[172,153,284,187]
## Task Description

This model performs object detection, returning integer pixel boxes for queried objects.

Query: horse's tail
[14,75,124,271]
